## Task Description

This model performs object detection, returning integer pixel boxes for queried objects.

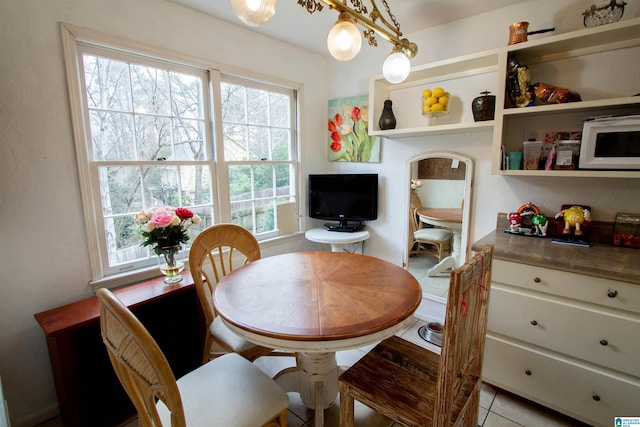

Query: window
[62,25,299,285]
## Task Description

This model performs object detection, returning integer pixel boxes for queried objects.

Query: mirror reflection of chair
[97,287,289,427]
[339,244,494,427]
[189,224,293,363]
[409,207,453,262]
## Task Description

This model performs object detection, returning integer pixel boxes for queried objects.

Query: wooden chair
[339,244,494,427]
[97,287,289,427]
[409,207,453,262]
[189,223,292,363]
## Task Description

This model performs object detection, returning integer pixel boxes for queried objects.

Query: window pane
[130,64,171,116]
[105,215,148,267]
[276,164,292,196]
[254,164,273,198]
[135,115,172,160]
[228,164,251,200]
[170,72,204,119]
[248,125,269,160]
[180,165,212,205]
[142,166,181,207]
[173,118,205,161]
[83,55,132,112]
[247,87,268,125]
[90,111,135,161]
[221,83,245,123]
[223,123,248,161]
[256,199,275,234]
[271,128,290,161]
[99,166,143,215]
[270,92,290,128]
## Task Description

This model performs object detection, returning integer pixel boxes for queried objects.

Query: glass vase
[157,245,184,284]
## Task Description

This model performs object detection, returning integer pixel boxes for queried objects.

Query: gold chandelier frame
[297,0,418,59]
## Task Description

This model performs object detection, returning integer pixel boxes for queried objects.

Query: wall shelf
[369,17,640,179]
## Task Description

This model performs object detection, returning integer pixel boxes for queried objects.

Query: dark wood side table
[34,272,203,427]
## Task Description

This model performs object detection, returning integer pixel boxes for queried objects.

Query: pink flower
[149,212,173,228]
[175,207,194,220]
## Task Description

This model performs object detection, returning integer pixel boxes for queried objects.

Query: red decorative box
[613,212,640,249]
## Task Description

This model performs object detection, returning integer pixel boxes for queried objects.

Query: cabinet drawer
[483,335,640,427]
[488,285,640,377]
[493,259,640,314]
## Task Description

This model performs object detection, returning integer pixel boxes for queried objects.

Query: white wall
[1,0,639,424]
[0,0,326,424]
[327,0,640,265]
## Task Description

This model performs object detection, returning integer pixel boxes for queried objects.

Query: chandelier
[230,0,418,84]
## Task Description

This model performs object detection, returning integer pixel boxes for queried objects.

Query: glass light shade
[230,0,276,27]
[327,19,362,61]
[382,51,411,84]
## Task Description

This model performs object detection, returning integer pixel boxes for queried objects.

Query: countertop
[472,229,640,285]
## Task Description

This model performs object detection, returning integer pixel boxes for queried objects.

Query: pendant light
[382,44,411,84]
[230,0,276,27]
[327,12,362,61]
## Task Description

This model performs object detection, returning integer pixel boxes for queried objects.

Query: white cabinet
[483,259,640,427]
[368,17,640,179]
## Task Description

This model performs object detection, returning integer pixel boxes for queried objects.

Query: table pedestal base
[274,352,338,426]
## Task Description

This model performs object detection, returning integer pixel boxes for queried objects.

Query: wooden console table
[34,273,203,427]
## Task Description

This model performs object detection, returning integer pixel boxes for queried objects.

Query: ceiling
[169,0,528,56]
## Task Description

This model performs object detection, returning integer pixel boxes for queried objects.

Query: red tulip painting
[328,95,380,162]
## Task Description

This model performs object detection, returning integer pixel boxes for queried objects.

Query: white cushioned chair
[97,287,289,427]
[409,207,453,262]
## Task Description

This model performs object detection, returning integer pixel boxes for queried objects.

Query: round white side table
[305,228,370,253]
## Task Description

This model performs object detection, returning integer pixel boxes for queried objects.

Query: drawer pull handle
[533,277,541,283]
[525,370,532,376]
[600,339,608,346]
[607,289,618,298]
[530,320,538,326]
[592,394,601,402]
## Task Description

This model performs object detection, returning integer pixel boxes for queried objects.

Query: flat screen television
[308,173,378,232]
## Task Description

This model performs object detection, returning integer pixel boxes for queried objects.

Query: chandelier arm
[319,0,404,47]
[369,0,402,36]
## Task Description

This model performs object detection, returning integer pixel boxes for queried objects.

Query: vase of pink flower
[134,206,201,284]
[410,179,424,192]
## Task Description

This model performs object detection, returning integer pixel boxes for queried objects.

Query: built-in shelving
[369,17,640,179]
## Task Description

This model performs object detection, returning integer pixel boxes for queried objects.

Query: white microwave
[579,114,640,169]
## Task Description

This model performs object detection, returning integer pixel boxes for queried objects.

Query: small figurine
[508,212,522,232]
[555,205,591,236]
[532,213,548,236]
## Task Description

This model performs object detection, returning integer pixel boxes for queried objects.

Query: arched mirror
[405,152,473,302]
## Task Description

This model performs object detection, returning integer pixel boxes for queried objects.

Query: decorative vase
[158,245,184,284]
[379,99,396,130]
[472,90,496,121]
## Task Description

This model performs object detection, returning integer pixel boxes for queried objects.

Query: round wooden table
[213,251,421,426]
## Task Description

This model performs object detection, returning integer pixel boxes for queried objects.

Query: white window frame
[60,23,301,288]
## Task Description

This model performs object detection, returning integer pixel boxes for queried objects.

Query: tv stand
[305,228,370,253]
[324,221,363,233]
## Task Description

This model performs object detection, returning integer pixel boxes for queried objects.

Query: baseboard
[11,403,58,427]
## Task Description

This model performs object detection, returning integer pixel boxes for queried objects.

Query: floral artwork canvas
[328,95,380,162]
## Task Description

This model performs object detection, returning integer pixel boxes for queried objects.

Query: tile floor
[37,253,589,427]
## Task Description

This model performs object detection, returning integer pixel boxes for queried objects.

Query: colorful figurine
[555,205,591,236]
[532,213,548,236]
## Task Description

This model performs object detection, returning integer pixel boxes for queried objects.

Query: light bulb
[327,14,362,61]
[382,51,411,84]
[230,0,276,27]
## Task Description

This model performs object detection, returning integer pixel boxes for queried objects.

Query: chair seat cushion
[414,228,453,242]
[157,353,289,426]
[211,315,260,353]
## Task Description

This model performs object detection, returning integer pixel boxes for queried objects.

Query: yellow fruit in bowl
[430,102,444,112]
[426,96,437,106]
[433,87,445,96]
[422,89,432,97]
[438,95,449,106]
